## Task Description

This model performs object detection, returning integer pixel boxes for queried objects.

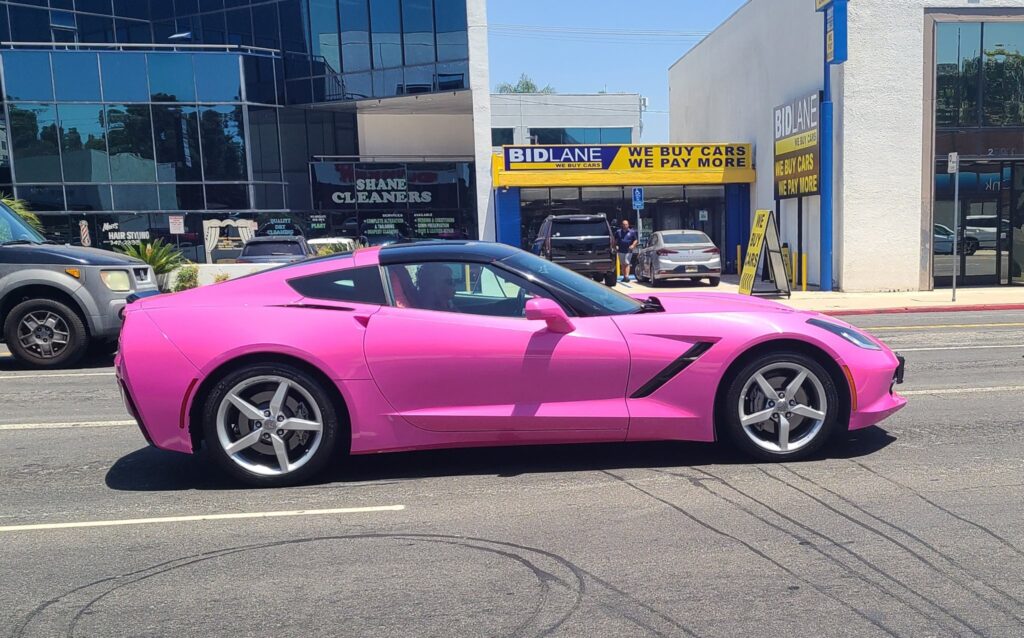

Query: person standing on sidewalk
[614,219,639,282]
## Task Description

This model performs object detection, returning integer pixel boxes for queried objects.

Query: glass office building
[0,0,477,261]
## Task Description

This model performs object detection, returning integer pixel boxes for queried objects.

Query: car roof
[246,235,304,243]
[547,214,608,221]
[656,229,705,235]
[378,240,521,265]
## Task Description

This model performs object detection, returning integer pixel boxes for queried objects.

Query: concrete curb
[824,303,1024,317]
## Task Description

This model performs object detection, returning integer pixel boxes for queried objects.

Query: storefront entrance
[934,159,1024,287]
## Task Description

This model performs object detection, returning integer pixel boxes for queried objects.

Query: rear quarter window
[288,266,387,304]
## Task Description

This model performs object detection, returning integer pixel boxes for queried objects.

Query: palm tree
[2,193,43,233]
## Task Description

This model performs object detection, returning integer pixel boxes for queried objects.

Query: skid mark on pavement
[653,467,979,637]
[768,466,1024,628]
[602,469,903,638]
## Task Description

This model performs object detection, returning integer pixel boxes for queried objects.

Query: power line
[489,24,711,38]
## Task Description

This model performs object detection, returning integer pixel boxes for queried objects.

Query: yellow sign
[738,210,771,295]
[781,245,794,285]
[492,143,755,188]
[815,0,832,10]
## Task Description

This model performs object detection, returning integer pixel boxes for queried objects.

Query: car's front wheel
[202,364,343,487]
[722,351,840,461]
[3,298,88,368]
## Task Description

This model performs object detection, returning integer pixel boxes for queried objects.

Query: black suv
[531,214,617,287]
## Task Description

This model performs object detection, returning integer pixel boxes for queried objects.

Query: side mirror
[525,297,575,333]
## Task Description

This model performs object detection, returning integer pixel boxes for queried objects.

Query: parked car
[532,214,617,286]
[635,230,722,286]
[117,240,906,487]
[933,223,978,255]
[0,202,157,367]
[963,215,1010,251]
[307,237,358,254]
[236,236,312,264]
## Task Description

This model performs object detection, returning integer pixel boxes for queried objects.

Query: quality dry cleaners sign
[332,178,433,205]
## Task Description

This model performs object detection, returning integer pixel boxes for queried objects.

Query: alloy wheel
[737,362,828,453]
[17,311,71,360]
[215,375,324,476]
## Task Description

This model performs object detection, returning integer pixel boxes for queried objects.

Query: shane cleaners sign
[332,178,432,205]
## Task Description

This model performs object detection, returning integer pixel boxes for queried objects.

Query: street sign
[169,214,185,234]
[739,210,791,298]
[825,0,848,64]
[815,0,833,10]
[698,209,709,222]
[631,187,644,210]
[947,152,959,174]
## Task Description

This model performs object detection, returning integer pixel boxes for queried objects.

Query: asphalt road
[1,311,1023,637]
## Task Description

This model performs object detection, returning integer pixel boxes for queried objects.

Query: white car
[635,230,722,286]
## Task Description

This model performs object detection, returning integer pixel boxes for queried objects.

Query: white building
[489,93,643,147]
[669,0,1024,291]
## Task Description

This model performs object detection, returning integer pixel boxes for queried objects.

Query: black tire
[604,272,617,287]
[708,277,721,287]
[721,350,840,462]
[201,363,344,487]
[3,298,88,368]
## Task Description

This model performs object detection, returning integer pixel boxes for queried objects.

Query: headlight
[807,317,881,350]
[100,270,132,292]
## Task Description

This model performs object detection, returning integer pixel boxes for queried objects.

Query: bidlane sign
[773,92,821,199]
[494,144,755,188]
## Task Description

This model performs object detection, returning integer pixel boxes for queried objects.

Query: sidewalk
[615,275,1024,315]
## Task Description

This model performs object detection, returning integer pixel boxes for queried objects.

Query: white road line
[902,386,1024,396]
[0,420,133,431]
[0,371,114,380]
[896,344,1024,352]
[869,322,1024,331]
[0,505,407,533]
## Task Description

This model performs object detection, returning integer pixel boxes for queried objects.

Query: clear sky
[486,0,747,143]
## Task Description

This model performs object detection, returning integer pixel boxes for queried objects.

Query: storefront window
[580,187,625,224]
[153,105,202,182]
[9,103,62,183]
[158,183,205,211]
[199,105,246,181]
[982,22,1024,127]
[66,185,113,212]
[519,188,549,249]
[106,104,156,182]
[58,104,109,182]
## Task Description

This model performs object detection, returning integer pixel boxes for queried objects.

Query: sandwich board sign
[738,209,791,298]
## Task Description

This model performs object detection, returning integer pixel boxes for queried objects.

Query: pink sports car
[116,242,906,487]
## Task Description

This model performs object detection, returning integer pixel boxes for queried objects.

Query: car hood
[632,291,800,315]
[0,243,144,266]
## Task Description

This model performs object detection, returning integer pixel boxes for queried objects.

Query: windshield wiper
[0,239,37,246]
[636,296,665,314]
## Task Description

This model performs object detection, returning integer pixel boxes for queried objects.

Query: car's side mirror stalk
[525,298,575,333]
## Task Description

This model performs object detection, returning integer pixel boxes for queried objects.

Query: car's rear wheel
[708,277,721,287]
[202,364,342,487]
[722,351,839,461]
[3,298,88,368]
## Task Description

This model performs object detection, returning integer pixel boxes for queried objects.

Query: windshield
[241,240,304,256]
[551,220,609,238]
[501,251,643,316]
[661,233,712,245]
[0,202,46,244]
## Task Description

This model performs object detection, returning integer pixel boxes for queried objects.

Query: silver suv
[0,204,158,368]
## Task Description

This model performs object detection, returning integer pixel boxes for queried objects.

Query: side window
[384,262,554,318]
[288,266,387,304]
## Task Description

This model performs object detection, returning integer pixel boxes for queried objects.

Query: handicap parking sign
[632,187,644,210]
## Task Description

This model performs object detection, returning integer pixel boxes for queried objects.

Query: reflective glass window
[225,8,253,46]
[0,6,10,42]
[196,54,241,102]
[436,61,467,90]
[340,0,371,73]
[153,105,202,182]
[199,105,247,180]
[342,72,371,100]
[200,11,226,45]
[403,0,435,65]
[3,52,54,102]
[106,104,156,182]
[205,183,250,210]
[983,22,1024,127]
[8,6,51,43]
[158,183,205,210]
[369,0,402,68]
[152,20,176,43]
[112,184,160,211]
[100,52,148,102]
[9,103,62,183]
[199,0,225,12]
[148,54,196,102]
[78,14,115,43]
[15,185,65,211]
[248,106,281,182]
[285,78,313,104]
[279,0,310,54]
[175,0,200,15]
[253,183,285,210]
[49,11,76,29]
[252,3,280,49]
[151,1,174,20]
[600,128,632,143]
[77,0,113,14]
[243,55,278,105]
[53,53,101,102]
[435,0,468,61]
[403,64,435,94]
[371,67,402,98]
[113,0,149,20]
[58,104,109,182]
[116,20,152,44]
[66,184,113,212]
[309,0,341,73]
[491,128,513,146]
[936,22,981,128]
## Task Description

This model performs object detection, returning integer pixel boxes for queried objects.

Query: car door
[364,261,630,433]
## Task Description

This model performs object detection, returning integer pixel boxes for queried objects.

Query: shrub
[2,193,42,233]
[214,272,231,283]
[118,238,185,275]
[172,264,199,292]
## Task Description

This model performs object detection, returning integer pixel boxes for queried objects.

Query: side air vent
[630,342,714,399]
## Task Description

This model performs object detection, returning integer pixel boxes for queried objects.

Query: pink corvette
[116,241,906,487]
